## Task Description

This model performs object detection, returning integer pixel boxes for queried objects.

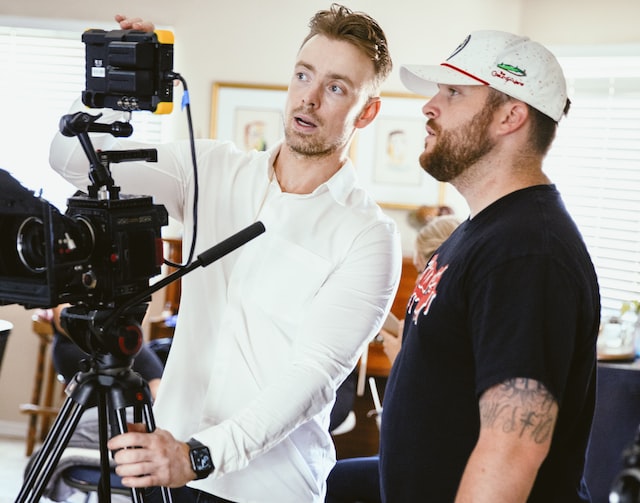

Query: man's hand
[107,423,196,488]
[381,319,404,366]
[115,14,155,33]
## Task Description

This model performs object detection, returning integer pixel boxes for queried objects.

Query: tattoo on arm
[479,378,557,444]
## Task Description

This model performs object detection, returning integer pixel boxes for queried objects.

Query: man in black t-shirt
[380,31,600,502]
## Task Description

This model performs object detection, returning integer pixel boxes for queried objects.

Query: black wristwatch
[186,438,215,480]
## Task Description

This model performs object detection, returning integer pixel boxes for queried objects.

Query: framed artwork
[353,91,444,209]
[210,81,286,152]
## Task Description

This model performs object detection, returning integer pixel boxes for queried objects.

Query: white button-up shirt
[50,119,402,502]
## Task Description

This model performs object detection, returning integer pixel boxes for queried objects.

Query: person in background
[325,214,460,503]
[49,5,401,503]
[380,30,600,502]
[381,214,460,365]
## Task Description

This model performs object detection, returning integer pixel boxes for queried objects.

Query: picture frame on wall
[352,91,444,209]
[210,81,286,152]
[210,83,444,209]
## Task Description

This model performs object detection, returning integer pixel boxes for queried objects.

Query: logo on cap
[497,63,526,77]
[446,34,471,61]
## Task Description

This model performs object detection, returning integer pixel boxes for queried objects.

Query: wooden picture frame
[352,91,444,209]
[210,81,286,152]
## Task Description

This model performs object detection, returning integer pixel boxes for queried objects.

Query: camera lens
[16,217,46,273]
[16,214,95,275]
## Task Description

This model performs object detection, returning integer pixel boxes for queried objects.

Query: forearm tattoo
[479,378,557,444]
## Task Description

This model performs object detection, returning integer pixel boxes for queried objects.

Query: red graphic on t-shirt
[408,254,449,324]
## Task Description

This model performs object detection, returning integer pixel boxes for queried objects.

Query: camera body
[0,169,167,309]
[82,29,174,114]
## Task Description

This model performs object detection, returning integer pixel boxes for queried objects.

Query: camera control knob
[82,271,97,289]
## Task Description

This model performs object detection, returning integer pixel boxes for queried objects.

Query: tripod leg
[140,400,173,503]
[140,401,173,503]
[109,384,173,503]
[96,388,112,503]
[16,394,87,503]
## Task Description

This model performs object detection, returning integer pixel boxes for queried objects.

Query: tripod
[16,303,172,503]
[15,220,266,502]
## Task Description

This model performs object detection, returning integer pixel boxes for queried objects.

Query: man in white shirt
[49,5,401,503]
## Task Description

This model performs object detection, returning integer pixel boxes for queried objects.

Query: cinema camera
[0,27,181,365]
[3,27,176,503]
[0,28,176,313]
[0,26,173,503]
[8,27,263,503]
[0,166,167,308]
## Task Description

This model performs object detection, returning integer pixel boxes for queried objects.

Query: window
[545,48,640,317]
[0,21,168,211]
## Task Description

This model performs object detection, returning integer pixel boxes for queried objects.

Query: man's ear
[354,97,381,129]
[497,100,529,135]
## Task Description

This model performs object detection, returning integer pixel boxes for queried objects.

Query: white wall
[1,0,639,434]
[3,0,638,140]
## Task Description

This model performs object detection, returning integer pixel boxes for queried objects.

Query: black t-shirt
[379,185,600,502]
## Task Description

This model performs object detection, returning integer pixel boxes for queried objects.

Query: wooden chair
[19,313,64,456]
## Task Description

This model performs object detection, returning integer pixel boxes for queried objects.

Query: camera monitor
[82,28,175,114]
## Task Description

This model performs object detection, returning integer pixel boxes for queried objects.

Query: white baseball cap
[400,30,568,122]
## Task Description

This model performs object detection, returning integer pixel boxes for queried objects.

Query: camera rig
[0,114,167,312]
[6,111,265,502]
[1,26,177,310]
[2,27,265,503]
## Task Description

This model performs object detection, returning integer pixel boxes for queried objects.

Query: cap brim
[400,64,485,97]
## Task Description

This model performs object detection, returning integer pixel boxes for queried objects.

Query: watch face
[192,446,212,471]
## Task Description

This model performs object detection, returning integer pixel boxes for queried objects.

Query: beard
[283,110,351,159]
[419,106,497,183]
[285,126,336,157]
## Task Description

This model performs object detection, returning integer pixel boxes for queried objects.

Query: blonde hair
[413,215,460,272]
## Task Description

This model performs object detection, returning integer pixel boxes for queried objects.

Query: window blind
[545,52,640,317]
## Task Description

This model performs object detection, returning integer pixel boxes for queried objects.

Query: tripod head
[61,303,147,371]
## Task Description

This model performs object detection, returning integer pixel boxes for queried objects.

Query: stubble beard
[419,107,497,183]
[285,126,336,158]
[283,109,352,159]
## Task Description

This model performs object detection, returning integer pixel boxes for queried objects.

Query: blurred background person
[382,214,460,365]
